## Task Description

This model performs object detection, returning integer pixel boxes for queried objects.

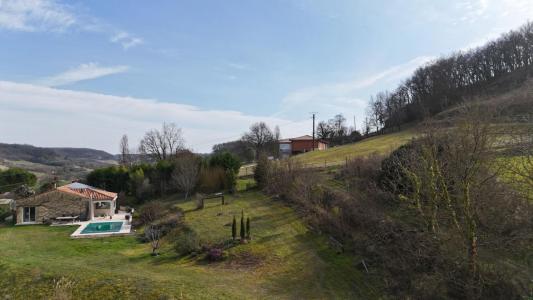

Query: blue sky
[0,0,532,153]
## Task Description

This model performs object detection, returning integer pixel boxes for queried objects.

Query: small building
[279,135,328,157]
[15,182,117,225]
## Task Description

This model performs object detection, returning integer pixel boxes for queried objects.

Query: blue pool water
[81,222,123,234]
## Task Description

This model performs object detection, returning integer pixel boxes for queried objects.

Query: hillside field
[293,129,416,166]
[0,190,375,299]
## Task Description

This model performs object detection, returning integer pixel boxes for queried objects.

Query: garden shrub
[198,167,227,193]
[174,227,200,256]
[206,248,224,262]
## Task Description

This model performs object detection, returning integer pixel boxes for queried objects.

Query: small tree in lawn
[231,216,237,241]
[240,210,245,240]
[246,217,250,240]
[145,224,162,256]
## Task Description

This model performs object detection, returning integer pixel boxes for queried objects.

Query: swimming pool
[80,221,123,234]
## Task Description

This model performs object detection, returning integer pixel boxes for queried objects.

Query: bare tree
[145,224,162,256]
[172,153,200,200]
[139,122,185,161]
[119,134,131,166]
[399,107,500,291]
[242,122,275,158]
[316,121,333,139]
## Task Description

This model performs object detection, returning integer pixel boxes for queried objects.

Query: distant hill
[0,143,117,181]
[0,143,115,164]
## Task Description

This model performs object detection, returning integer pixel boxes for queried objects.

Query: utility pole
[310,112,317,151]
[353,116,356,132]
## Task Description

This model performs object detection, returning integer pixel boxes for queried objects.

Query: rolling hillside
[0,143,117,181]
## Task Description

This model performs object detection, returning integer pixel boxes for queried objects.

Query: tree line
[88,123,241,204]
[366,22,533,133]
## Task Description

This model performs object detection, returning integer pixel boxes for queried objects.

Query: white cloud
[0,81,308,153]
[458,0,533,51]
[276,56,434,121]
[35,63,129,87]
[110,31,143,50]
[0,0,75,32]
[0,0,143,49]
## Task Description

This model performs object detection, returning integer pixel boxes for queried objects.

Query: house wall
[15,190,90,224]
[291,140,328,153]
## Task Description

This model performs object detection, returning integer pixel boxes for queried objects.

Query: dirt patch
[224,251,265,270]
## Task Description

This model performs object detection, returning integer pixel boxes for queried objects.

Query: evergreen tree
[240,210,245,240]
[246,217,250,239]
[231,216,236,240]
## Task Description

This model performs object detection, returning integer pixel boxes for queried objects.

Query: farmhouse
[279,135,328,157]
[15,182,117,225]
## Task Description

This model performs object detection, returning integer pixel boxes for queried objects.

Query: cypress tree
[240,210,245,240]
[246,217,250,239]
[231,216,236,240]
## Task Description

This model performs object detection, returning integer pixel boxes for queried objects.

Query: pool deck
[70,211,134,239]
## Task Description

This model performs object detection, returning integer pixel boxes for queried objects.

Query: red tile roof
[57,182,117,200]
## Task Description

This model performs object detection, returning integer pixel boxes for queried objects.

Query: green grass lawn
[0,191,374,299]
[293,129,416,166]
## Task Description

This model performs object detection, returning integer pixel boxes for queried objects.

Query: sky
[0,0,532,153]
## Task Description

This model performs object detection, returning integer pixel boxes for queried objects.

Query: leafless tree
[139,122,185,161]
[242,122,275,158]
[399,107,500,290]
[172,153,200,200]
[145,224,162,256]
[316,121,333,139]
[119,134,131,166]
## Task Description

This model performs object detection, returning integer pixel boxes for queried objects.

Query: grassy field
[293,129,416,166]
[0,190,374,299]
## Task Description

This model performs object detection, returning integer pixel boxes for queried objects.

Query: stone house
[15,182,118,225]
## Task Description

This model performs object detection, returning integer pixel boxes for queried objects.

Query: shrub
[240,210,245,240]
[198,166,227,193]
[86,166,129,193]
[231,216,236,240]
[246,217,250,239]
[138,201,165,226]
[254,155,270,188]
[174,227,200,256]
[0,168,37,193]
[209,151,241,174]
[0,206,10,223]
[206,247,224,262]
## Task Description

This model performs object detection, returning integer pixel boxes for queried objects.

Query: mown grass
[293,129,416,166]
[0,190,372,299]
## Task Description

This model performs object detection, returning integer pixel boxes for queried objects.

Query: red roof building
[279,135,328,157]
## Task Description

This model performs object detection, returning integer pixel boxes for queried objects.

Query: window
[23,207,36,223]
